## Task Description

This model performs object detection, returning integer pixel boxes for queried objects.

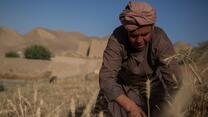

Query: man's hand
[128,103,147,117]
[116,95,147,117]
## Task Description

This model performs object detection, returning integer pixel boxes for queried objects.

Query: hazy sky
[0,0,207,45]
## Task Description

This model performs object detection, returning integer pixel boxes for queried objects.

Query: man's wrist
[116,95,136,112]
[126,100,139,112]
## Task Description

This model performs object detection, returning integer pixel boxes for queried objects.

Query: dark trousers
[93,84,172,117]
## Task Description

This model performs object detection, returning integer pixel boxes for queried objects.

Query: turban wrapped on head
[120,1,156,31]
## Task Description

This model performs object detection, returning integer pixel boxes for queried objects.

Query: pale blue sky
[0,0,207,45]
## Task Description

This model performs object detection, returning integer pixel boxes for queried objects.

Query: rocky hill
[0,27,108,58]
[0,28,26,56]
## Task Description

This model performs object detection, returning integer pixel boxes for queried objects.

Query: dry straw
[81,89,99,117]
[146,79,151,117]
[70,98,76,117]
[162,48,203,117]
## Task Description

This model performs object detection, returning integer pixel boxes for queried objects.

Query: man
[95,2,182,117]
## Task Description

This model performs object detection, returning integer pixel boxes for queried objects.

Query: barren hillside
[0,27,107,58]
[0,28,26,56]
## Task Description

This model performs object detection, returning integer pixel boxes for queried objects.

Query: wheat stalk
[81,89,99,117]
[46,101,65,117]
[7,99,20,117]
[188,64,202,83]
[23,106,27,117]
[21,96,32,111]
[70,98,76,117]
[146,79,151,117]
[0,110,14,115]
[54,108,60,117]
[33,88,38,104]
[17,88,25,117]
[36,99,43,117]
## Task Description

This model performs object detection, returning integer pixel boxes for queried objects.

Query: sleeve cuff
[105,86,125,101]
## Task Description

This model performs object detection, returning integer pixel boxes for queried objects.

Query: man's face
[128,25,153,51]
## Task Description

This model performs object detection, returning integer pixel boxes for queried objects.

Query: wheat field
[0,48,208,117]
[0,74,101,117]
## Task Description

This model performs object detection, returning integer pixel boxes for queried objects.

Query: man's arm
[155,28,182,97]
[99,33,124,101]
[116,95,147,117]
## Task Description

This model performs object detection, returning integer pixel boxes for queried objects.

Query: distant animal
[0,84,5,92]
[49,76,57,84]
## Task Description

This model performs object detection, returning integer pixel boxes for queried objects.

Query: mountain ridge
[0,27,108,58]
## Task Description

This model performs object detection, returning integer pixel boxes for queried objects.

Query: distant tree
[5,51,20,58]
[24,45,52,60]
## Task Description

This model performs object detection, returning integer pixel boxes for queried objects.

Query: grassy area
[0,42,207,117]
[164,45,208,117]
[0,75,100,117]
[1,60,207,117]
